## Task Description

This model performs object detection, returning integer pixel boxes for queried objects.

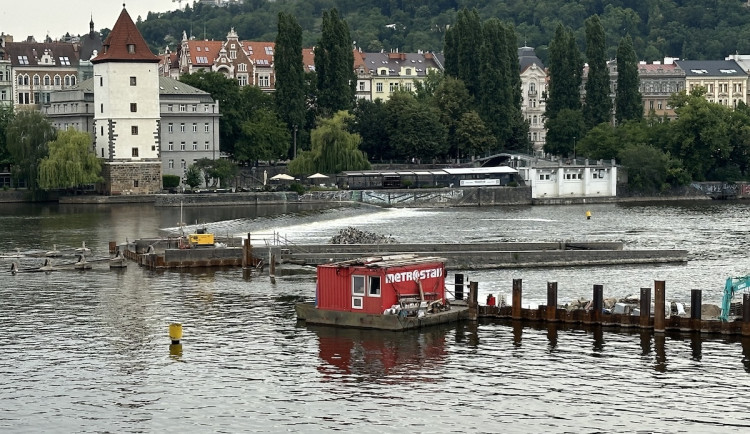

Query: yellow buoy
[169,323,183,344]
[586,210,592,220]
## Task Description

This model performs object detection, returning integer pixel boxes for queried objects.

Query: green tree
[289,111,370,175]
[235,108,291,164]
[546,24,582,120]
[208,158,239,188]
[583,15,612,130]
[315,9,355,116]
[6,110,55,191]
[275,11,306,157]
[0,106,13,167]
[667,88,732,181]
[38,129,102,190]
[434,76,472,161]
[179,70,241,156]
[619,143,689,192]
[385,92,448,161]
[545,24,583,156]
[455,111,496,158]
[615,35,643,125]
[444,8,482,99]
[544,108,585,157]
[194,158,214,187]
[184,164,202,189]
[479,19,512,150]
[352,99,392,161]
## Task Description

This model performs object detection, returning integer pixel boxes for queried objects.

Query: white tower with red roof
[92,5,162,195]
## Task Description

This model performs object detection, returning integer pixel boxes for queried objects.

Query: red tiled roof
[92,8,159,64]
[302,46,315,72]
[186,40,223,66]
[241,41,274,66]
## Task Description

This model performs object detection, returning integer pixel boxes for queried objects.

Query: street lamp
[293,125,298,159]
[573,135,577,161]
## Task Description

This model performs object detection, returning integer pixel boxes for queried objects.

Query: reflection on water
[310,324,448,382]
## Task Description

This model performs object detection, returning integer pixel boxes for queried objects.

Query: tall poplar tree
[545,24,583,156]
[275,12,306,157]
[315,9,355,116]
[615,35,643,124]
[504,23,529,152]
[583,15,612,130]
[444,8,481,99]
[546,25,582,121]
[479,19,512,149]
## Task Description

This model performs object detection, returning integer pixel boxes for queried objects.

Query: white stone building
[92,6,162,195]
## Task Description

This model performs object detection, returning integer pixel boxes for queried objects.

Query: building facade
[361,51,444,101]
[158,77,221,181]
[675,59,747,108]
[518,47,547,154]
[175,29,275,91]
[44,76,221,185]
[637,59,685,119]
[4,39,80,109]
[92,7,162,195]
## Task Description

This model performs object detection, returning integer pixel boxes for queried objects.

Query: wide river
[1,200,750,433]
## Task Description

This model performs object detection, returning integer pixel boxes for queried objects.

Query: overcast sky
[1,1,176,42]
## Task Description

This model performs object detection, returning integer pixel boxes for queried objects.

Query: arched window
[71,76,76,85]
[54,75,61,86]
[33,75,40,86]
[530,82,536,93]
[44,75,50,86]
[64,76,70,86]
[17,75,23,85]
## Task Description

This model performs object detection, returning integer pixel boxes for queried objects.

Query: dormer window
[127,44,135,54]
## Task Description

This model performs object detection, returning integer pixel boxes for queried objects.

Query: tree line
[134,0,750,64]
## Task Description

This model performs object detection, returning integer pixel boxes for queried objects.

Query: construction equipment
[188,228,215,247]
[719,275,750,322]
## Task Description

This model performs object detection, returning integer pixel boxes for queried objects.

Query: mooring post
[654,280,666,333]
[691,289,702,320]
[512,278,523,320]
[547,282,558,322]
[640,288,651,329]
[468,281,479,321]
[592,284,603,324]
[454,273,464,301]
[242,234,251,269]
[269,247,276,283]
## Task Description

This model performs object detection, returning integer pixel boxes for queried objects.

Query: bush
[289,182,305,195]
[163,174,181,189]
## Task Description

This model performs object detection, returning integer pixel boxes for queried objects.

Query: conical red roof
[92,7,159,63]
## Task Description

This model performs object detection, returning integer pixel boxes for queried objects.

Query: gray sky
[1,1,175,42]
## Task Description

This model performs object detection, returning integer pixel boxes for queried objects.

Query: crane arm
[720,276,750,322]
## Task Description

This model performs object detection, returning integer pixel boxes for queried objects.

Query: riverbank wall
[4,182,730,207]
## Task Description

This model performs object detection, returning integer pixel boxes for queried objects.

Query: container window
[369,276,381,297]
[352,297,363,309]
[352,275,365,295]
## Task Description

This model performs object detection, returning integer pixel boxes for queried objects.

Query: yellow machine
[188,229,214,247]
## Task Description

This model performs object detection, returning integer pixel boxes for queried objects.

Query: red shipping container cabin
[316,256,447,314]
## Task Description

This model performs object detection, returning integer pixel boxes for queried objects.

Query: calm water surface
[1,200,750,433]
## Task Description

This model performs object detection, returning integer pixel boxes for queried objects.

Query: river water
[2,200,750,433]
